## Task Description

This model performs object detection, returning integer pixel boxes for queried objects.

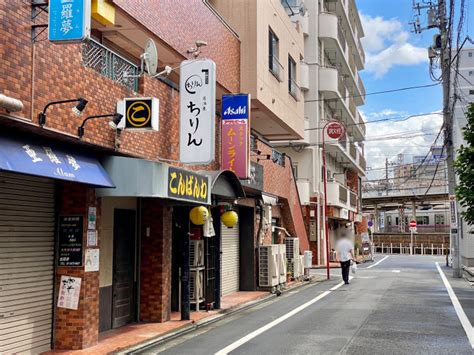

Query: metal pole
[410,230,413,256]
[438,0,461,277]
[322,133,330,280]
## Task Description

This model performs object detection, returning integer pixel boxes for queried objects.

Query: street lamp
[38,98,88,127]
[78,113,123,138]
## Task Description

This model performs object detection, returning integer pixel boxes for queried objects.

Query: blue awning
[0,135,115,188]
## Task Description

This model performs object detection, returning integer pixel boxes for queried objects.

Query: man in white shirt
[336,234,354,284]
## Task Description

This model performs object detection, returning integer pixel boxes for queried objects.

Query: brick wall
[0,1,237,169]
[54,183,100,350]
[139,200,172,322]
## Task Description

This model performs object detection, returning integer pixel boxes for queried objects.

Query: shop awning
[200,170,245,199]
[0,135,114,187]
[262,193,278,205]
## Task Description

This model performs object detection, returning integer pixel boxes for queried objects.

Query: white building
[277,0,366,265]
[451,47,474,267]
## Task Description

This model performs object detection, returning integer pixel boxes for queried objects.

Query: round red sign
[409,220,417,228]
[326,122,345,140]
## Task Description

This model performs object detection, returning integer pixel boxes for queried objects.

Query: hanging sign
[167,166,210,204]
[221,94,251,179]
[179,59,216,164]
[57,276,82,310]
[324,121,346,142]
[449,195,458,229]
[49,0,91,43]
[58,216,84,267]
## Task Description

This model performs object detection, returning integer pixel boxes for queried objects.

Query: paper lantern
[222,210,238,228]
[189,206,209,226]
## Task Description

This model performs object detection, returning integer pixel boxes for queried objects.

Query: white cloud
[360,14,428,78]
[364,112,443,180]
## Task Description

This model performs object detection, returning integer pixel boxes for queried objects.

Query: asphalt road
[136,255,473,355]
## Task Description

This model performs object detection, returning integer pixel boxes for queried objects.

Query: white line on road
[392,270,401,273]
[215,277,352,355]
[436,262,474,349]
[366,255,389,269]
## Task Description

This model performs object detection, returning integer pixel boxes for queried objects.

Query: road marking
[392,270,401,273]
[366,255,389,269]
[436,262,474,349]
[215,278,352,355]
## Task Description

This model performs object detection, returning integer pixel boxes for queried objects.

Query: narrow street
[137,255,473,355]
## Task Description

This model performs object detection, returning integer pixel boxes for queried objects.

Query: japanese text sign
[179,60,216,164]
[49,0,91,43]
[57,276,81,310]
[221,94,250,179]
[58,216,84,267]
[167,166,210,204]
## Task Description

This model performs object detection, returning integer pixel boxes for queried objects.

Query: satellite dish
[143,38,158,76]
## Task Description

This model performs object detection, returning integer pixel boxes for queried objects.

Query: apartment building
[451,47,474,268]
[277,0,366,265]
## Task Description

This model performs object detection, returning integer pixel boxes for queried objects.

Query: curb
[122,276,324,354]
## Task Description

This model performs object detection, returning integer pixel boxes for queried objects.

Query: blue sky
[357,0,444,177]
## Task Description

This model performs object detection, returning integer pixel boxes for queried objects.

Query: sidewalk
[44,277,323,355]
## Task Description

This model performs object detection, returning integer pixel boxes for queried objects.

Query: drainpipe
[0,94,24,112]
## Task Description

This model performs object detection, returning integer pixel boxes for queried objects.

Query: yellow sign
[125,99,152,128]
[167,167,209,204]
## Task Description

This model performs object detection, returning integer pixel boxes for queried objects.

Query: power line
[303,83,441,104]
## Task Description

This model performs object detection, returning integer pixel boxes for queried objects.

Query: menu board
[58,216,84,267]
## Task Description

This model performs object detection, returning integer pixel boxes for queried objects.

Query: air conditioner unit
[285,237,300,260]
[190,240,205,267]
[259,245,279,287]
[278,244,287,284]
[190,269,205,303]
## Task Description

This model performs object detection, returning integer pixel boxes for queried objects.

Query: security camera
[195,40,208,48]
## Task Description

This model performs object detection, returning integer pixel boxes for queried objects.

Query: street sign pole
[410,229,414,256]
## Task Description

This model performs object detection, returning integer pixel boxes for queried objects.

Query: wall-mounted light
[78,113,123,138]
[38,98,88,127]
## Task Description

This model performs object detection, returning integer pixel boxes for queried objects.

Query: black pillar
[181,207,190,320]
[212,206,221,309]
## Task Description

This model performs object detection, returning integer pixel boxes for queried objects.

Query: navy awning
[0,135,114,187]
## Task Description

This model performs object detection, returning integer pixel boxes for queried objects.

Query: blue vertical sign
[48,0,91,43]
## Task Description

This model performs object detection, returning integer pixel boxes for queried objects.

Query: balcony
[82,39,139,92]
[319,13,346,57]
[325,134,366,176]
[326,181,358,213]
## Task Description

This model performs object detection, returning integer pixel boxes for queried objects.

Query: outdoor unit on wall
[190,240,205,267]
[285,237,300,259]
[190,268,205,304]
[278,244,287,284]
[259,245,279,287]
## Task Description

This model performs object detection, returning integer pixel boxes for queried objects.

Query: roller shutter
[0,173,55,354]
[221,222,239,296]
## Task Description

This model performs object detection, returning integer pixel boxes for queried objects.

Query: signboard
[57,276,81,310]
[379,212,385,229]
[240,162,264,191]
[180,59,216,164]
[409,219,417,228]
[324,121,345,142]
[167,166,210,204]
[341,208,349,220]
[49,0,91,43]
[449,195,458,228]
[221,94,250,178]
[58,216,84,267]
[118,97,159,130]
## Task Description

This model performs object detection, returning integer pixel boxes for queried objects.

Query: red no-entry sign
[409,219,417,228]
[326,122,345,140]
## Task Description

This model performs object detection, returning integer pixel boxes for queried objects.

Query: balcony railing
[358,75,366,99]
[339,184,348,203]
[349,142,357,160]
[82,39,139,92]
[269,55,284,82]
[349,97,357,119]
[359,113,366,135]
[289,78,301,101]
[337,18,347,53]
[359,154,367,172]
[357,37,365,63]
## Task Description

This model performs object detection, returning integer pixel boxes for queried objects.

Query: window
[288,55,299,100]
[416,216,429,225]
[269,28,282,81]
[387,215,392,226]
[469,52,473,57]
[469,71,473,76]
[292,164,298,178]
[470,90,474,95]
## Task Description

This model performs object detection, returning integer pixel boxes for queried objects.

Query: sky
[357,0,445,180]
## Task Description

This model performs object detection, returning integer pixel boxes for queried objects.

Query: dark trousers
[340,260,351,283]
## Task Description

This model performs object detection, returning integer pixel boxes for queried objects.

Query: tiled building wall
[54,183,100,350]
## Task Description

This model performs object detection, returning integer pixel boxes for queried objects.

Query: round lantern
[222,210,238,228]
[189,206,209,226]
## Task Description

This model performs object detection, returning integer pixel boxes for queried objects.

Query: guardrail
[269,55,284,82]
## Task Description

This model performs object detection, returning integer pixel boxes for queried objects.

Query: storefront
[0,134,114,354]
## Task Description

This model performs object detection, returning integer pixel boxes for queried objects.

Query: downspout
[256,198,264,288]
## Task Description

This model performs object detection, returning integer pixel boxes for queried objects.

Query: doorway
[112,209,137,328]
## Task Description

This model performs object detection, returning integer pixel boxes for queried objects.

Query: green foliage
[454,103,474,226]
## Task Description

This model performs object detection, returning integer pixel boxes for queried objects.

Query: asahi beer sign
[221,94,250,179]
[179,60,216,164]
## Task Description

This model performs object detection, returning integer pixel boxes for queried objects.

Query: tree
[455,103,474,228]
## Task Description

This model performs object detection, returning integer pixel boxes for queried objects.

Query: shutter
[0,172,55,354]
[221,222,239,296]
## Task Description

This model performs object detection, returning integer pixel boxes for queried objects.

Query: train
[378,206,450,233]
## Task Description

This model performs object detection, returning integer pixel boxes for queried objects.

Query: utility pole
[385,158,389,196]
[411,0,461,277]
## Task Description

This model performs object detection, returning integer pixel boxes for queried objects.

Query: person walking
[336,234,354,284]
